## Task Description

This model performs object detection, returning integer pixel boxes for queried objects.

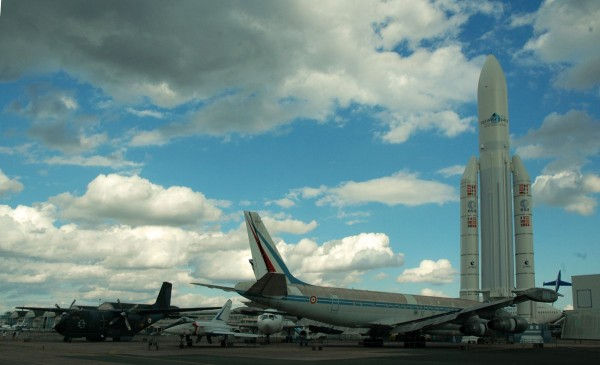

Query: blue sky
[0,0,598,312]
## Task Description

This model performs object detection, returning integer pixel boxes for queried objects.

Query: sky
[0,0,598,313]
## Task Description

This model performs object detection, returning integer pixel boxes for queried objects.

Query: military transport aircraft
[194,211,559,346]
[18,282,219,342]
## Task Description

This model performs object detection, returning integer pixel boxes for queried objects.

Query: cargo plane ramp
[193,211,559,346]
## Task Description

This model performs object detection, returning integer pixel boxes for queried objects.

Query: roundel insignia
[309,296,317,304]
[147,317,152,324]
[77,319,86,329]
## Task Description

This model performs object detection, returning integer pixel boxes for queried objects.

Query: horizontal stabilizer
[246,273,287,297]
[191,282,238,292]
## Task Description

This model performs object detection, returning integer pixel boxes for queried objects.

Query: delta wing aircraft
[194,211,559,346]
[164,299,259,348]
[18,282,219,342]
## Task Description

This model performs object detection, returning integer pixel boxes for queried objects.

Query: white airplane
[164,299,259,348]
[194,211,560,346]
[235,307,296,343]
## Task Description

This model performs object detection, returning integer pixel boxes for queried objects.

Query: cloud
[277,233,404,278]
[437,164,465,178]
[0,169,24,196]
[532,170,600,215]
[126,107,164,119]
[0,1,489,144]
[521,0,600,90]
[261,216,318,235]
[396,259,457,284]
[379,110,475,144]
[267,197,295,209]
[305,171,457,207]
[50,174,222,226]
[420,288,449,297]
[514,110,600,171]
[44,151,142,170]
[513,110,600,215]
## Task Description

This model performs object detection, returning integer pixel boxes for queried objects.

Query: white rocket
[459,55,535,321]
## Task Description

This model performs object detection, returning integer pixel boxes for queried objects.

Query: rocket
[460,55,535,321]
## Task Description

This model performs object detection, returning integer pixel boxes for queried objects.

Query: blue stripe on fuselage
[239,291,458,313]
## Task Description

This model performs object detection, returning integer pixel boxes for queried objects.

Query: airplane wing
[373,288,558,334]
[133,306,221,315]
[209,329,260,338]
[191,282,238,292]
[16,307,68,314]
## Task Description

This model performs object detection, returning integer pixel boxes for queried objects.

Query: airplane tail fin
[543,270,572,295]
[244,211,306,285]
[212,299,232,323]
[153,282,172,309]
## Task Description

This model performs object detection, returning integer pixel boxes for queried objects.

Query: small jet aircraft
[194,211,560,346]
[17,282,219,342]
[163,299,259,348]
[543,270,572,294]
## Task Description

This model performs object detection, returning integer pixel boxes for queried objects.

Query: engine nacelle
[459,319,487,336]
[487,316,529,334]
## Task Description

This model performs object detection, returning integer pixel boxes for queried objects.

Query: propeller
[53,299,77,329]
[108,299,132,331]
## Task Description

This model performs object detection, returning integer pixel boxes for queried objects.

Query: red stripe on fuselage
[249,218,276,273]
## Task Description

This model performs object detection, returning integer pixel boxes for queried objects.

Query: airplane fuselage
[236,281,477,329]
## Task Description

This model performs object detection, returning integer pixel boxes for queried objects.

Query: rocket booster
[477,55,514,300]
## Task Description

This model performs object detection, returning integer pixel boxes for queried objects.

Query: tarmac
[1,332,599,365]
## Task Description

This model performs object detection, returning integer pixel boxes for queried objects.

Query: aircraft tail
[153,282,172,309]
[543,270,572,294]
[244,211,306,285]
[212,299,232,323]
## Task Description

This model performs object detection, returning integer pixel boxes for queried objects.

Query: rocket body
[477,55,514,300]
[460,55,536,320]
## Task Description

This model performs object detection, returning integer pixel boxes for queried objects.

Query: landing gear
[186,335,193,347]
[361,338,384,347]
[265,334,271,344]
[63,336,72,343]
[403,335,426,348]
[196,335,203,343]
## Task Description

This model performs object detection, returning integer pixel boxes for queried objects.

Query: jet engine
[487,316,528,334]
[459,318,487,336]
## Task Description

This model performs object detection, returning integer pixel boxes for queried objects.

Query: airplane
[17,282,220,342]
[193,211,560,347]
[543,270,572,294]
[163,299,259,348]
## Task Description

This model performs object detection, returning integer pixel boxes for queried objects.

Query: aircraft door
[330,295,340,312]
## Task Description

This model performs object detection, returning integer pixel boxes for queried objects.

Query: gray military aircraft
[18,282,219,342]
[194,211,559,347]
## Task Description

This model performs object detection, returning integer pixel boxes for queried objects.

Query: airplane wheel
[179,342,184,349]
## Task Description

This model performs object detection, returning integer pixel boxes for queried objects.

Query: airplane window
[268,314,275,319]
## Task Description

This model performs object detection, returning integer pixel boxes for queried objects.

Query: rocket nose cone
[478,55,505,87]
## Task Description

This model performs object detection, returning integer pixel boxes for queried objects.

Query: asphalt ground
[1,333,599,365]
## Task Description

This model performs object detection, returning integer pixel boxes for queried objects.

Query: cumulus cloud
[533,171,600,215]
[521,0,600,90]
[396,259,457,284]
[44,152,142,170]
[420,288,449,297]
[50,174,223,226]
[0,169,24,196]
[277,233,404,277]
[437,164,465,178]
[301,171,457,207]
[514,110,600,171]
[513,110,600,215]
[0,0,489,145]
[261,216,317,235]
